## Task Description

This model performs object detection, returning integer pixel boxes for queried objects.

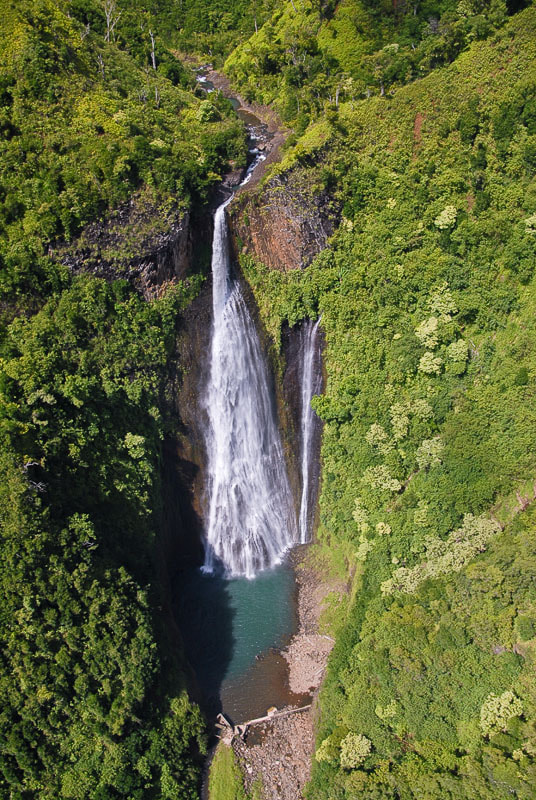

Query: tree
[104,0,121,43]
[339,734,372,769]
[480,691,523,737]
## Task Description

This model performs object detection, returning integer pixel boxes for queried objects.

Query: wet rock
[170,281,214,537]
[223,168,247,189]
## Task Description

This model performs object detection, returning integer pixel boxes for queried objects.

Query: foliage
[480,691,524,737]
[0,1,252,796]
[239,7,536,798]
[173,0,278,62]
[224,0,512,125]
[0,277,207,797]
[0,0,246,312]
[434,204,458,229]
[380,514,502,595]
[339,733,372,769]
[208,745,247,800]
[1,0,536,797]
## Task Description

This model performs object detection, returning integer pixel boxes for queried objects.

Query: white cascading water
[298,318,322,543]
[202,197,297,579]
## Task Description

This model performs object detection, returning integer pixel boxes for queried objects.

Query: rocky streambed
[229,550,346,800]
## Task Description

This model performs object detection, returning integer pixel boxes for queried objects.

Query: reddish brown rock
[228,168,340,272]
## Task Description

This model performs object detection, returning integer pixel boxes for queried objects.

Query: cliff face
[224,162,332,529]
[225,165,331,531]
[281,319,324,526]
[155,284,214,577]
[228,165,340,272]
[55,157,330,562]
[56,193,192,299]
[163,269,325,560]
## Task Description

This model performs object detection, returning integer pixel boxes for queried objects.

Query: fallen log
[233,704,312,739]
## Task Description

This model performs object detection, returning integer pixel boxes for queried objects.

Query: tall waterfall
[202,199,297,579]
[298,318,323,543]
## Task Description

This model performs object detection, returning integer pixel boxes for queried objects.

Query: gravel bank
[232,548,345,799]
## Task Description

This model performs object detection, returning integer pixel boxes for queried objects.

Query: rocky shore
[231,549,345,799]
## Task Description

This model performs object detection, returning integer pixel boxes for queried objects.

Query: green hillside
[224,0,515,126]
[0,0,245,313]
[239,6,536,797]
[0,1,244,796]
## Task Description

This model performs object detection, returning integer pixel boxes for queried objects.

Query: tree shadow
[173,558,236,721]
[159,437,236,720]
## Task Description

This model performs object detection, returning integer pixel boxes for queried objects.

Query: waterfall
[202,199,297,579]
[298,318,323,543]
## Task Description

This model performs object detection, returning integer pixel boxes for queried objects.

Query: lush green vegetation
[208,744,248,800]
[0,276,208,798]
[173,0,278,63]
[239,6,536,797]
[0,0,246,312]
[0,1,250,796]
[225,0,517,127]
[2,0,536,797]
[207,744,263,800]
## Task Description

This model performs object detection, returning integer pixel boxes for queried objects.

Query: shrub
[362,465,402,493]
[376,522,391,536]
[390,403,410,440]
[446,339,468,362]
[430,283,458,318]
[514,367,529,385]
[419,352,443,374]
[339,733,372,769]
[515,615,536,641]
[416,316,440,349]
[480,691,523,737]
[381,514,502,595]
[365,423,393,454]
[353,498,370,534]
[416,437,445,469]
[434,205,458,230]
[375,700,397,720]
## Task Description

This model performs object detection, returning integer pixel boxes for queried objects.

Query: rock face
[55,153,331,564]
[56,193,192,299]
[169,282,214,554]
[228,165,340,272]
[281,320,324,536]
[226,164,332,534]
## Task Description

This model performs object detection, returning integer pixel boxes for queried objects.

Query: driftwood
[215,705,312,743]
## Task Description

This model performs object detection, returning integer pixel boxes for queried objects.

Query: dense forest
[237,3,536,798]
[1,0,536,799]
[0,0,243,796]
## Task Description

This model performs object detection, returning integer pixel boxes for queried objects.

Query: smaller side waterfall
[298,318,323,543]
